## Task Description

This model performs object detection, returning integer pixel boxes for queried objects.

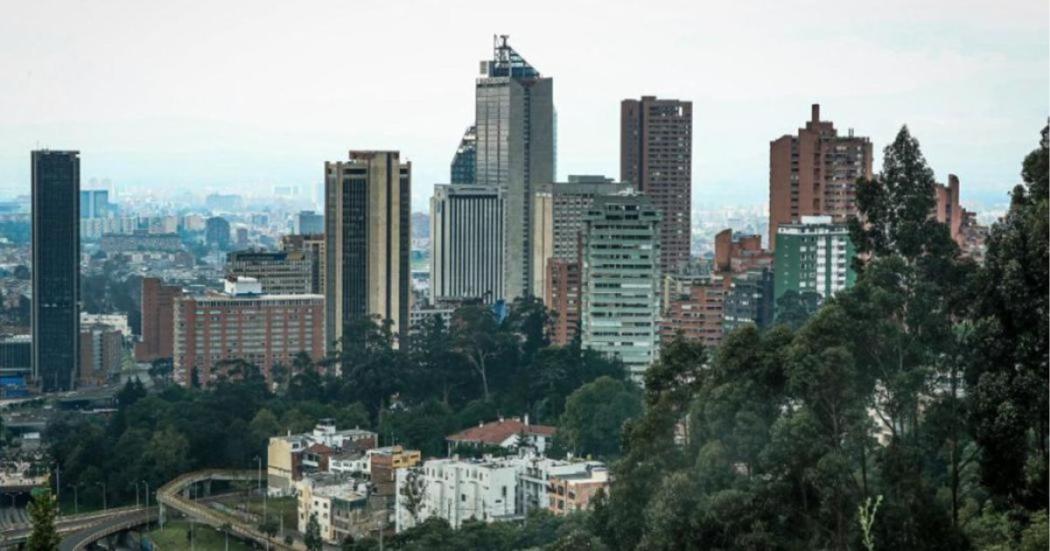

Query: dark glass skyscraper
[32,150,80,392]
[450,125,476,185]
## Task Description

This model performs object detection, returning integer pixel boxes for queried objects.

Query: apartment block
[713,229,773,275]
[134,277,183,362]
[722,268,775,334]
[580,192,662,380]
[172,276,324,387]
[621,96,693,274]
[769,104,873,248]
[545,259,582,346]
[773,216,856,302]
[659,276,730,348]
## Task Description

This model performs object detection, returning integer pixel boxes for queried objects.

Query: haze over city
[1,0,1046,211]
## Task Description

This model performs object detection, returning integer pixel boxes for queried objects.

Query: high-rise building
[226,250,313,295]
[296,210,324,235]
[206,217,231,250]
[545,258,581,346]
[430,184,503,303]
[32,150,80,392]
[722,268,775,335]
[475,35,555,300]
[580,192,661,381]
[79,189,111,219]
[281,234,327,296]
[325,151,411,349]
[173,276,325,387]
[134,277,183,362]
[769,104,873,249]
[450,125,477,185]
[773,216,856,302]
[531,176,632,301]
[620,96,693,274]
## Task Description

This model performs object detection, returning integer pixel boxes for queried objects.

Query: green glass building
[773,216,856,303]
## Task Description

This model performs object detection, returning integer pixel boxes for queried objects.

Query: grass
[244,495,298,533]
[146,519,253,551]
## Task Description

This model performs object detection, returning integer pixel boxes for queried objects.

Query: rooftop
[447,417,556,445]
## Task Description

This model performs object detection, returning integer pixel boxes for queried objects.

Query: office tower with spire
[325,151,411,350]
[475,35,554,301]
[621,96,693,275]
[32,150,81,392]
[768,104,873,249]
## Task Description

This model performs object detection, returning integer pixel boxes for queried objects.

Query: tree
[774,290,822,329]
[399,469,428,526]
[559,376,642,458]
[967,125,1049,511]
[305,512,323,551]
[27,490,60,551]
[451,305,512,402]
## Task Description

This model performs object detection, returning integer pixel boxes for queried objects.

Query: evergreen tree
[27,490,60,551]
[305,512,323,551]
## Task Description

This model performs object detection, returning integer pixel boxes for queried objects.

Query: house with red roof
[446,415,557,456]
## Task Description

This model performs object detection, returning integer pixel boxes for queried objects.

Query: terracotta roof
[447,418,557,445]
[305,443,333,455]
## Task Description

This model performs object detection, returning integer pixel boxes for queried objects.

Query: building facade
[295,210,324,235]
[32,150,80,392]
[173,277,325,387]
[621,96,693,274]
[134,277,183,362]
[531,176,632,301]
[722,268,776,334]
[659,277,729,348]
[226,250,313,295]
[769,104,873,249]
[79,324,122,387]
[545,259,582,346]
[580,192,662,380]
[325,151,411,349]
[429,184,504,303]
[713,229,772,275]
[205,217,231,250]
[79,189,111,219]
[475,35,555,300]
[281,234,327,296]
[773,216,856,302]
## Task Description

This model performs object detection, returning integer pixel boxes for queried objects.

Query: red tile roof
[305,443,333,455]
[447,418,557,445]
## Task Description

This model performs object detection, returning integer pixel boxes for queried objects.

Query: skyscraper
[475,35,554,300]
[79,189,110,219]
[450,125,477,185]
[32,150,80,392]
[620,96,693,274]
[325,151,411,350]
[580,192,661,381]
[430,184,503,303]
[295,210,324,235]
[769,104,873,249]
[206,216,231,249]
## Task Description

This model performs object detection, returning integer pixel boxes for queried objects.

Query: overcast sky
[1,0,1046,212]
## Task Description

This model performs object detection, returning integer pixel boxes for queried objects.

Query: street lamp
[140,481,151,529]
[66,484,82,515]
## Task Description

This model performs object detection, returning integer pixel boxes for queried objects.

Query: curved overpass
[59,508,153,551]
[157,469,296,550]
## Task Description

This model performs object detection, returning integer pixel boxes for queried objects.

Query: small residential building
[296,473,375,544]
[395,454,607,532]
[267,420,377,496]
[773,215,856,302]
[446,417,556,456]
[370,446,423,497]
[547,464,610,516]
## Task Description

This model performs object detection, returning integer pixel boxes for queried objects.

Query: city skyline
[1,1,1046,213]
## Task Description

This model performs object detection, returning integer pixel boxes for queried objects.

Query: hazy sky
[1,0,1046,212]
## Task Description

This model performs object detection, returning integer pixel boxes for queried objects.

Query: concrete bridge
[157,469,299,550]
[0,505,151,550]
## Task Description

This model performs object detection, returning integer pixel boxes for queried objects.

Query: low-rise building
[267,420,377,496]
[446,416,556,456]
[547,464,609,516]
[296,473,377,544]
